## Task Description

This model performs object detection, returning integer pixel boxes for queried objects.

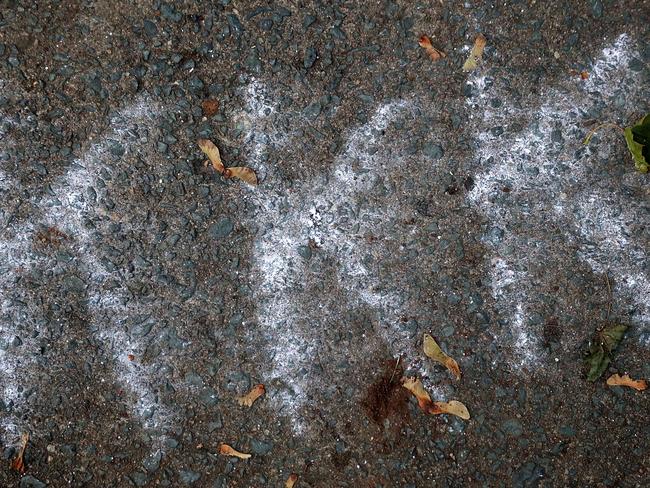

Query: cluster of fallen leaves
[418,32,486,72]
[198,139,258,185]
[583,322,647,393]
[401,333,470,421]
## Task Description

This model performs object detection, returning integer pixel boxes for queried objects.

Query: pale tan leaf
[606,373,647,391]
[237,384,266,407]
[418,35,446,62]
[198,139,225,174]
[228,166,258,186]
[401,376,432,412]
[218,443,251,459]
[423,333,461,380]
[402,377,470,420]
[462,34,487,72]
[10,432,29,474]
[431,400,471,420]
[285,473,298,488]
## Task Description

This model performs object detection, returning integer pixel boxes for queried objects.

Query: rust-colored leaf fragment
[418,35,446,62]
[237,384,266,407]
[10,432,29,474]
[463,33,487,72]
[606,373,647,391]
[228,166,258,186]
[401,377,470,420]
[201,99,219,117]
[423,333,461,380]
[198,139,225,174]
[580,70,589,80]
[218,443,251,459]
[285,473,298,488]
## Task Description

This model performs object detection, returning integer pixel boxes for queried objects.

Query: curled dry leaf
[10,432,29,474]
[285,473,298,488]
[401,377,470,420]
[423,333,461,380]
[418,35,446,62]
[198,139,225,174]
[218,443,251,460]
[462,33,487,72]
[237,383,266,407]
[606,373,647,391]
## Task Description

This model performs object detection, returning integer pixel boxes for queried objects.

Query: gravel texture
[0,1,649,487]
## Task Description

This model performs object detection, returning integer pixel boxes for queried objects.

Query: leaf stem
[583,122,624,145]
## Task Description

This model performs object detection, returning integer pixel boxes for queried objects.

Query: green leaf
[624,114,650,173]
[585,346,610,382]
[584,323,628,382]
[601,323,627,352]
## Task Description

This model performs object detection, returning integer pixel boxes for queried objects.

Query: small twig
[389,356,401,383]
[604,271,613,320]
[583,122,624,145]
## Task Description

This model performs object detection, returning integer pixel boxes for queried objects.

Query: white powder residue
[0,97,174,445]
[466,33,648,365]
[250,99,429,431]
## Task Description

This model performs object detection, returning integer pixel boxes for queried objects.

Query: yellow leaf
[463,34,486,72]
[285,473,298,488]
[218,443,251,459]
[10,432,29,474]
[431,400,471,420]
[237,384,266,407]
[606,373,647,391]
[227,166,258,186]
[198,139,225,174]
[418,35,446,62]
[423,333,461,380]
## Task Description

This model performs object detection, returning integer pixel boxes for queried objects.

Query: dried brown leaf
[430,400,471,420]
[463,33,487,72]
[418,35,446,62]
[201,99,220,117]
[10,432,29,474]
[218,443,251,459]
[285,473,298,488]
[606,373,647,391]
[237,384,266,407]
[401,376,432,412]
[227,166,258,186]
[401,377,470,420]
[423,333,461,380]
[198,139,225,174]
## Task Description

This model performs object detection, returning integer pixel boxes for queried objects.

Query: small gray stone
[179,469,201,485]
[590,0,603,18]
[209,218,234,239]
[143,451,162,473]
[250,438,274,455]
[423,143,444,160]
[304,47,318,69]
[303,101,322,119]
[502,418,524,437]
[63,275,86,293]
[199,387,219,407]
[143,19,158,37]
[297,245,312,260]
[19,476,46,488]
[130,471,149,487]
